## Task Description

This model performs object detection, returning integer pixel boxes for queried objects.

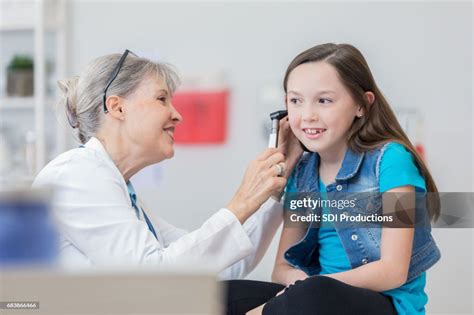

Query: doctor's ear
[105,95,125,120]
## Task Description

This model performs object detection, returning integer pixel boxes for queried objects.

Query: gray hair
[57,53,180,144]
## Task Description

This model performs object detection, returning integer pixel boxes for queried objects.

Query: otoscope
[268,110,288,148]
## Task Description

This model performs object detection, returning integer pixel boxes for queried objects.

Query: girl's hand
[277,117,303,179]
[246,304,265,315]
[226,148,287,224]
[245,270,307,315]
[283,268,308,286]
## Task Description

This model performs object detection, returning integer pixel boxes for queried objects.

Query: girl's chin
[300,141,331,154]
[298,139,322,152]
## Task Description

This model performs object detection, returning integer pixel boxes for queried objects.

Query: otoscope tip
[270,110,288,120]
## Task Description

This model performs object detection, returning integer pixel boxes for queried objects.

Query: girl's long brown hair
[284,43,440,221]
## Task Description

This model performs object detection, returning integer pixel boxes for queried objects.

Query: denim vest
[284,143,441,282]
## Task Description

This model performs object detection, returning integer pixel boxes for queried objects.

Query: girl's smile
[302,128,327,139]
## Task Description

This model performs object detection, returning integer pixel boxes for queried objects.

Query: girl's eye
[289,98,300,104]
[318,98,332,105]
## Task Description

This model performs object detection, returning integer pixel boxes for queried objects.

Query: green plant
[7,55,34,71]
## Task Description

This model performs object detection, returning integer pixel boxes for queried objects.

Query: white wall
[68,1,472,313]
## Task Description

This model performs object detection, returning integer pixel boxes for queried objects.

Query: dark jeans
[225,275,397,315]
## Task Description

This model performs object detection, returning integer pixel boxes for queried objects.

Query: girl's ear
[357,91,375,118]
[364,91,375,106]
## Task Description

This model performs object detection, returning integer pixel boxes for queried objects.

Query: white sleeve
[33,154,255,272]
[151,215,188,247]
[218,198,283,280]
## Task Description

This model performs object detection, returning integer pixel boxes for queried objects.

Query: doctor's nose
[170,103,183,124]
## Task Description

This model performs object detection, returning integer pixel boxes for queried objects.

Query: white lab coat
[33,137,283,279]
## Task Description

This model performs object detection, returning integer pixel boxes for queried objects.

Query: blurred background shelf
[0,0,69,180]
[0,97,57,110]
[0,97,35,110]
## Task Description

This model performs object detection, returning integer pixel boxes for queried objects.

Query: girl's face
[123,75,182,163]
[286,61,363,157]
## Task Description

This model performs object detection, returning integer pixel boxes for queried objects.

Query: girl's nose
[301,105,319,122]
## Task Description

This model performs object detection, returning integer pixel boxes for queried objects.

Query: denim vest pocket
[350,190,382,215]
[284,227,321,276]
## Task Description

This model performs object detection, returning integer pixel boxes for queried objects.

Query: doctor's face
[123,75,182,163]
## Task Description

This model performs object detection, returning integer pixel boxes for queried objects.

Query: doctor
[33,50,300,279]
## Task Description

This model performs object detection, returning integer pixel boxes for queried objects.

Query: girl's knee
[286,275,344,300]
[296,275,339,289]
[264,276,342,314]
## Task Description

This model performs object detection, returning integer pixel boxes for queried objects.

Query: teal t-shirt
[288,143,428,315]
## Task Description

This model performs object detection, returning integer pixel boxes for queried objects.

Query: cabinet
[0,0,69,182]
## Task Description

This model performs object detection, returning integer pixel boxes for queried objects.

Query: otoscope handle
[268,110,288,148]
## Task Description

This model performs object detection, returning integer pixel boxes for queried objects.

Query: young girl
[241,43,441,315]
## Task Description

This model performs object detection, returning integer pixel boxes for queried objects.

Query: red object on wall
[172,90,229,144]
[415,143,425,161]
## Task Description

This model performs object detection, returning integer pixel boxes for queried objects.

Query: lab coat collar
[84,137,115,164]
[83,137,127,187]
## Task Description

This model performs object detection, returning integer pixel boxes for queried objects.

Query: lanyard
[127,182,158,240]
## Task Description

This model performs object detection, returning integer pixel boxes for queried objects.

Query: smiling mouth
[164,127,175,140]
[303,128,327,135]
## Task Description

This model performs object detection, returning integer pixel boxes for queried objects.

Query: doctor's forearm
[222,199,284,279]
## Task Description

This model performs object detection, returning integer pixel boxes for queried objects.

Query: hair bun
[57,77,80,128]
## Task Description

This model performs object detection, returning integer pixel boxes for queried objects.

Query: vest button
[285,252,291,257]
[336,184,343,191]
[351,234,358,241]
[361,258,369,264]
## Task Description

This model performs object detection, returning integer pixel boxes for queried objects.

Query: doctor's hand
[277,117,304,179]
[226,148,287,224]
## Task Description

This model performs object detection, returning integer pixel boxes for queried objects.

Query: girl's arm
[271,223,308,286]
[324,185,415,292]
